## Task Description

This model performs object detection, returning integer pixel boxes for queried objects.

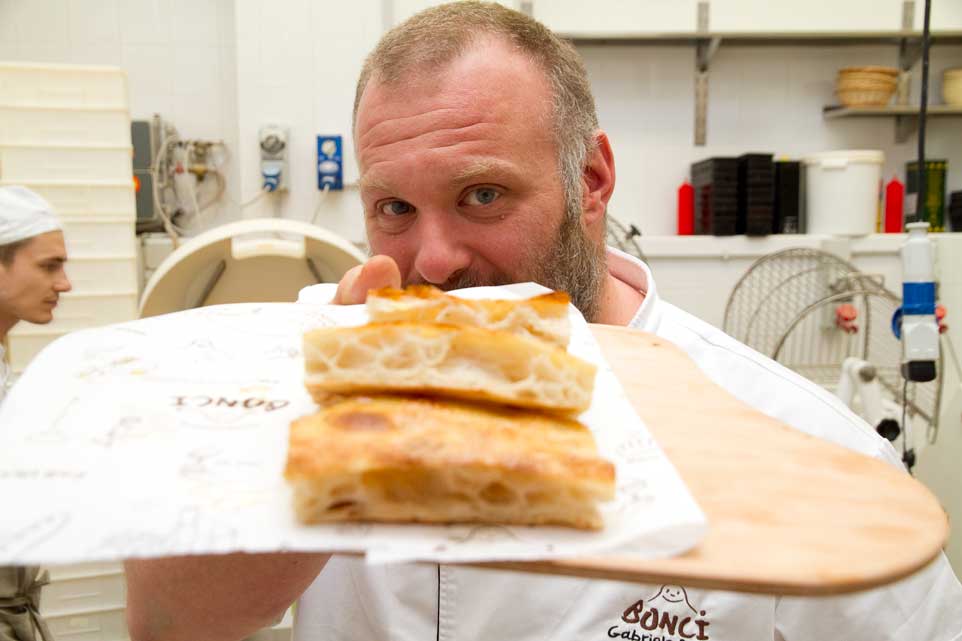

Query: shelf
[636,233,918,259]
[823,104,962,142]
[564,31,962,46]
[823,104,962,117]
[553,0,962,147]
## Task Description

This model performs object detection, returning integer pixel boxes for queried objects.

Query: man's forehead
[21,231,67,259]
[356,38,551,135]
[359,158,516,193]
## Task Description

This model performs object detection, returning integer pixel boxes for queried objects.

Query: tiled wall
[0,0,241,227]
[585,43,962,235]
[3,1,960,242]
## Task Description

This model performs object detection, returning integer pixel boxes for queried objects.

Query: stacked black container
[950,190,962,232]
[774,161,803,233]
[691,157,739,235]
[737,153,775,235]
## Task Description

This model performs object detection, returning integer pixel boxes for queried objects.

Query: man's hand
[332,254,402,305]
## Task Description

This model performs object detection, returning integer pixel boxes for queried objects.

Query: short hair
[353,1,599,219]
[0,239,27,266]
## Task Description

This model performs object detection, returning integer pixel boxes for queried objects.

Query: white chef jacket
[294,247,962,641]
[0,344,9,404]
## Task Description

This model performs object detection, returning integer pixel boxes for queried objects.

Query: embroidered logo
[607,585,710,640]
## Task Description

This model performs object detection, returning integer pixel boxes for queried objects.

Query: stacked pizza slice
[285,285,615,529]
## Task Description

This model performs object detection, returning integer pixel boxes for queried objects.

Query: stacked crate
[737,153,775,236]
[691,157,739,235]
[0,63,138,374]
[774,160,803,233]
[41,562,128,641]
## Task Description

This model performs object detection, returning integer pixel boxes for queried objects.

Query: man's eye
[463,187,500,206]
[379,200,413,216]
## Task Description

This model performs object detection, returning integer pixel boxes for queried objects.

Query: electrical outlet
[259,125,289,192]
[317,135,343,191]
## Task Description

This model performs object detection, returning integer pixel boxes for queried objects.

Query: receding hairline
[354,32,554,136]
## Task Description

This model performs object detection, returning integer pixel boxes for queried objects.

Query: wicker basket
[836,66,897,106]
[839,66,898,76]
[836,88,894,107]
[944,68,962,106]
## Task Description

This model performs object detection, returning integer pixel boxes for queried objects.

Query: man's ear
[580,130,615,227]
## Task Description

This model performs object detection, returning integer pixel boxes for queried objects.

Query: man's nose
[55,269,72,293]
[412,215,471,286]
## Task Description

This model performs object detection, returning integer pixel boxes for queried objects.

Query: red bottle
[884,176,904,233]
[678,181,694,235]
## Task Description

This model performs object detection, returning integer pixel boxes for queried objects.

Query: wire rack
[724,248,864,357]
[606,216,646,263]
[724,248,942,437]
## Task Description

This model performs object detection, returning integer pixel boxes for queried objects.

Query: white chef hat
[0,186,62,245]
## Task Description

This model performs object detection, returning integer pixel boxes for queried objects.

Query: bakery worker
[0,186,71,401]
[0,185,70,641]
[125,3,962,641]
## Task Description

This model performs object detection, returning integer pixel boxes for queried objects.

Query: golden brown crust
[303,321,596,414]
[367,285,571,347]
[285,395,615,529]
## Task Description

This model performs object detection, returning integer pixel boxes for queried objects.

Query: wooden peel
[473,325,948,596]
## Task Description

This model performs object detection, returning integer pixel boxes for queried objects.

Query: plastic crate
[0,180,136,217]
[0,106,131,147]
[775,161,803,233]
[5,330,67,372]
[0,145,133,182]
[45,607,128,641]
[691,157,740,235]
[63,256,139,294]
[737,153,774,236]
[10,291,138,334]
[61,216,137,258]
[47,562,124,581]
[40,572,126,617]
[0,63,128,110]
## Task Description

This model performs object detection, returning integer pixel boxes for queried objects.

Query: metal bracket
[896,0,921,104]
[895,3,920,142]
[896,39,922,104]
[895,114,918,143]
[693,1,718,146]
[696,36,721,71]
[695,71,710,146]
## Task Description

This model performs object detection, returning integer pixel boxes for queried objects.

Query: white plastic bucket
[803,150,883,236]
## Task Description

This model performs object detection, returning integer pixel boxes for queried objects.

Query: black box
[774,161,803,233]
[691,158,739,235]
[738,154,775,235]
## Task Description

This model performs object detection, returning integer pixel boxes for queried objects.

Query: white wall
[0,0,241,227]
[586,42,962,238]
[232,0,382,243]
[4,1,960,248]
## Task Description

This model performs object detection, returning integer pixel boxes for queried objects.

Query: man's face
[356,38,587,294]
[0,231,71,325]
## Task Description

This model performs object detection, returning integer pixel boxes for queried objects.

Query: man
[0,185,71,641]
[125,3,962,641]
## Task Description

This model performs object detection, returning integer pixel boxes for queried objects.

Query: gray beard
[524,208,606,322]
[412,208,607,323]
